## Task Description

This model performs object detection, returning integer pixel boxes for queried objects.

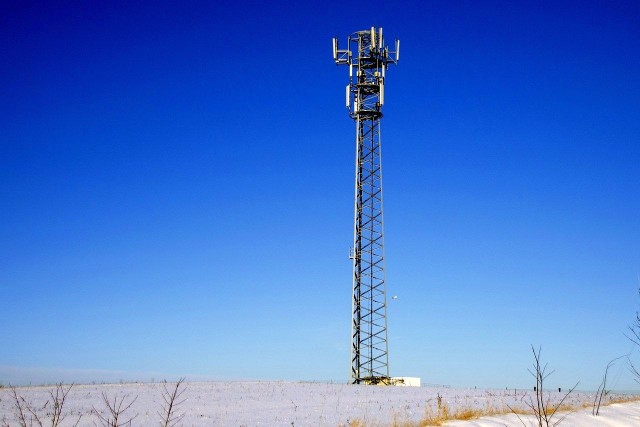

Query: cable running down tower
[332,27,399,385]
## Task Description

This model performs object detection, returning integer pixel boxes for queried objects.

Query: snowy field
[1,381,639,426]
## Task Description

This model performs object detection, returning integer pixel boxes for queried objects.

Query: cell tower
[332,27,400,385]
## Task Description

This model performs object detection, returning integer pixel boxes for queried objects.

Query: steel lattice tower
[333,27,399,385]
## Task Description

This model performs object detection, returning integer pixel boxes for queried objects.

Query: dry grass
[608,395,640,405]
[415,401,511,426]
[389,393,514,426]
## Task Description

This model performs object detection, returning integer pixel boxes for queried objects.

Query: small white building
[391,377,421,387]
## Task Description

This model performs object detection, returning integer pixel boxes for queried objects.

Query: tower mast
[333,27,400,385]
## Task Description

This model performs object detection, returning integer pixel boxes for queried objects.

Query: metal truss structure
[332,27,399,385]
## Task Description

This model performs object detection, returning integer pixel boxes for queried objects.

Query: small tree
[593,355,626,415]
[507,346,578,427]
[626,287,640,383]
[7,383,80,427]
[92,392,138,427]
[158,378,187,427]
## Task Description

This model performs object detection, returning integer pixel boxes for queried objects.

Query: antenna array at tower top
[333,28,400,120]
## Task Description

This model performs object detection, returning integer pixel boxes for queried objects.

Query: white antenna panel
[395,39,400,61]
[371,27,376,49]
[379,27,383,49]
[380,82,384,105]
[333,38,337,60]
[346,85,350,108]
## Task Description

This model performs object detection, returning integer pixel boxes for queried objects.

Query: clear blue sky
[1,1,639,390]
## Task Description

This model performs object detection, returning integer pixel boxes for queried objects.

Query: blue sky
[1,1,639,390]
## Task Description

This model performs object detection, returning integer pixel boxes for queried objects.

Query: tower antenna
[332,27,399,385]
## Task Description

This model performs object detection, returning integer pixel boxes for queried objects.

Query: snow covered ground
[1,381,639,426]
[447,401,640,426]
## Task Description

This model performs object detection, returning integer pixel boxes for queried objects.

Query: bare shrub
[626,287,640,383]
[7,383,80,427]
[47,383,79,426]
[92,391,138,427]
[8,385,30,427]
[593,355,626,416]
[158,378,187,427]
[629,358,640,385]
[507,346,578,427]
